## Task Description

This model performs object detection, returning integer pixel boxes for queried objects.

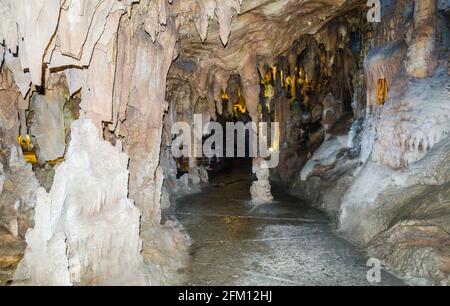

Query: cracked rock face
[30,75,68,162]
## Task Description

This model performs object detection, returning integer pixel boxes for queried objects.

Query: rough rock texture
[289,0,450,286]
[0,227,25,286]
[117,17,177,225]
[14,117,147,286]
[0,68,39,237]
[30,75,68,162]
[405,0,438,78]
[291,117,361,217]
[364,41,408,107]
[140,219,191,285]
[250,157,273,205]
[322,94,344,132]
[368,220,450,285]
[340,135,450,285]
[0,146,39,238]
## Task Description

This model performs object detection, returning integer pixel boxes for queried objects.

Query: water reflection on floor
[174,159,405,286]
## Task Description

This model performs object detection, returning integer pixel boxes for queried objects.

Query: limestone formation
[405,0,438,78]
[287,0,450,285]
[30,75,67,162]
[0,146,40,238]
[14,117,147,285]
[0,67,39,238]
[321,94,343,132]
[250,157,273,205]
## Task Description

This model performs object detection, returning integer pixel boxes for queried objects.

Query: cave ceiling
[176,0,362,70]
[168,0,365,107]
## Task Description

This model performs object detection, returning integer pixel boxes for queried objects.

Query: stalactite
[405,0,438,78]
[364,41,407,107]
[240,54,260,123]
[114,14,178,225]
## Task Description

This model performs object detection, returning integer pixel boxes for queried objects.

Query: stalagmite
[14,116,147,285]
[250,157,274,205]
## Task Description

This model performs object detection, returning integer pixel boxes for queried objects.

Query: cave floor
[174,159,405,286]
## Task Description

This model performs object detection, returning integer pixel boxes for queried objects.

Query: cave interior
[0,0,449,286]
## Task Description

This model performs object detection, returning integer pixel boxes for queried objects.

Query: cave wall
[0,67,39,238]
[0,0,208,285]
[269,11,366,183]
[290,0,450,285]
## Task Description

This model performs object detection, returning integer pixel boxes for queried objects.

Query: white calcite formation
[372,68,450,168]
[250,157,273,205]
[339,133,450,285]
[14,117,147,285]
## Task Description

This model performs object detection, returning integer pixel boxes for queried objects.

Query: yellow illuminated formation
[272,66,277,82]
[297,66,312,106]
[285,74,296,98]
[232,88,247,118]
[18,135,37,164]
[221,89,229,101]
[260,66,275,98]
[377,79,388,105]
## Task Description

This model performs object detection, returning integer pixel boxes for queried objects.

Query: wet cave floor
[174,159,405,286]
